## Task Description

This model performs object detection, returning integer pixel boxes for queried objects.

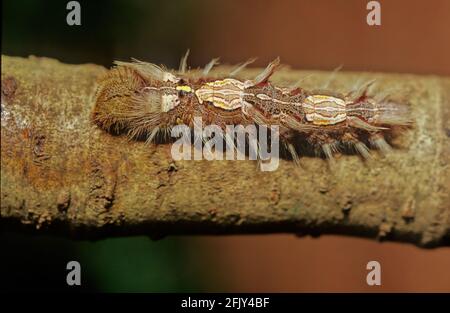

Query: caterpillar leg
[353,141,372,159]
[289,74,314,89]
[115,59,180,83]
[161,126,173,142]
[321,142,339,166]
[370,134,392,155]
[278,128,300,165]
[373,87,403,103]
[306,132,340,165]
[347,79,376,100]
[178,49,190,73]
[347,116,387,131]
[230,58,257,76]
[322,64,343,89]
[285,141,300,165]
[341,132,372,160]
[241,101,270,125]
[281,114,317,133]
[244,57,281,87]
[145,127,160,144]
[203,57,220,76]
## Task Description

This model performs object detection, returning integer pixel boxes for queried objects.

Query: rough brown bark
[1,55,449,247]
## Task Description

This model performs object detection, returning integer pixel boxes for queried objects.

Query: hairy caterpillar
[92,53,412,164]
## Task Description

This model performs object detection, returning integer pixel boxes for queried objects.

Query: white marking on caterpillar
[195,78,245,110]
[161,94,180,112]
[303,95,347,125]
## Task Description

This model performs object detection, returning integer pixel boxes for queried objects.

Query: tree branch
[1,55,449,247]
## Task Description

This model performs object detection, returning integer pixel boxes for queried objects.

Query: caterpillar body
[92,54,412,164]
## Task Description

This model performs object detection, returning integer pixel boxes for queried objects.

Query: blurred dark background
[1,0,449,292]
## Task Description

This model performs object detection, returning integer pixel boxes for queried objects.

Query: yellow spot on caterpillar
[176,85,192,93]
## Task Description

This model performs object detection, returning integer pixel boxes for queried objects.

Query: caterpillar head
[92,59,196,140]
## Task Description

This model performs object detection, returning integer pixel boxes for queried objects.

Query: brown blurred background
[191,0,450,75]
[2,0,449,292]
